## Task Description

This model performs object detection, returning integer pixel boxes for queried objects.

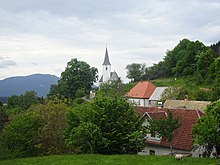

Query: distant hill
[0,74,59,97]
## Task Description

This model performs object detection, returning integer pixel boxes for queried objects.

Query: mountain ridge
[0,74,59,97]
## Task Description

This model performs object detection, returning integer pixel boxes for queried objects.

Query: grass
[0,154,216,165]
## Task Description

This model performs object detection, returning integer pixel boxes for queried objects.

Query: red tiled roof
[125,81,156,99]
[147,111,167,120]
[135,106,205,151]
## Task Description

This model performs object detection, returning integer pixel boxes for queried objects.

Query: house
[99,47,119,83]
[125,81,166,107]
[125,81,156,107]
[149,87,167,106]
[136,106,204,157]
[164,100,211,112]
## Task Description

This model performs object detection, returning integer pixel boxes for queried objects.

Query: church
[99,47,119,83]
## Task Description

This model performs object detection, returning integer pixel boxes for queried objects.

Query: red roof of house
[135,106,204,151]
[125,81,156,99]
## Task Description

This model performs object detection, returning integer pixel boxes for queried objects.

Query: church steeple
[103,47,111,65]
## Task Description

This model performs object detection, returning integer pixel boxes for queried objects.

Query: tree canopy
[48,58,98,100]
[193,101,220,157]
[125,63,145,82]
[147,110,180,155]
[65,96,146,154]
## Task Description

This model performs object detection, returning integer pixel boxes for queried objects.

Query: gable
[135,106,204,151]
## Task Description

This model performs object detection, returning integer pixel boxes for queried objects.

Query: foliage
[160,86,188,102]
[48,58,98,100]
[33,99,69,155]
[125,63,145,82]
[0,107,8,132]
[65,96,146,154]
[0,98,70,159]
[7,91,40,110]
[147,111,180,154]
[210,41,220,56]
[0,110,42,158]
[193,101,220,157]
[97,81,136,98]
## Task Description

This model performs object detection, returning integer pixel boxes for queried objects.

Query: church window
[106,67,108,70]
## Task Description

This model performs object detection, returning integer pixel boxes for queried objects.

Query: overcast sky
[0,0,220,82]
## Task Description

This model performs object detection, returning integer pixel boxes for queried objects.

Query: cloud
[0,0,220,80]
[0,57,17,68]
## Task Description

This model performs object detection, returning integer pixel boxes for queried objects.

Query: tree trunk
[170,143,173,155]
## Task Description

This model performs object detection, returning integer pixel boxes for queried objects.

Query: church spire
[102,47,111,65]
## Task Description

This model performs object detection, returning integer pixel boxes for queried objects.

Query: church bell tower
[102,47,111,82]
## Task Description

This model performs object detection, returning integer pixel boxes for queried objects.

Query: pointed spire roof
[103,47,111,65]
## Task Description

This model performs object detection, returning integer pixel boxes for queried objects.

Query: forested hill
[0,74,59,97]
[210,41,220,56]
[144,39,220,82]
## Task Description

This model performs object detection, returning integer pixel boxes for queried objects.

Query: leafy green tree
[160,86,188,102]
[48,58,98,100]
[33,99,69,155]
[7,91,40,110]
[147,110,180,155]
[66,121,102,153]
[0,107,8,132]
[126,63,145,82]
[0,110,42,158]
[65,96,146,154]
[196,48,217,83]
[193,101,220,157]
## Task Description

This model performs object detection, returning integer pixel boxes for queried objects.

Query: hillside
[0,74,59,97]
[0,154,215,165]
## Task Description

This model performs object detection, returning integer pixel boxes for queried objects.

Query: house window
[150,150,155,155]
[150,131,156,138]
[138,100,141,105]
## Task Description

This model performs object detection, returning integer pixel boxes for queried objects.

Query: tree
[48,58,98,100]
[126,63,145,82]
[160,86,188,102]
[65,96,146,154]
[0,110,42,158]
[193,101,220,157]
[7,91,40,110]
[196,48,217,83]
[0,107,8,132]
[147,110,180,155]
[0,98,70,159]
[33,98,69,155]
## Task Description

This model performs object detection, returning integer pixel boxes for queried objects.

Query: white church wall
[103,65,111,82]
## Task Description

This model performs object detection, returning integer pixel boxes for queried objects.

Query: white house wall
[128,98,149,106]
[139,145,191,156]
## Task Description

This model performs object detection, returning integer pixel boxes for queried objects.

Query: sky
[0,0,220,82]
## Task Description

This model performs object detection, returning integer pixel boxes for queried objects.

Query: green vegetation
[65,96,145,154]
[147,111,180,155]
[193,101,220,157]
[0,94,145,159]
[126,39,220,101]
[0,154,215,165]
[48,58,98,100]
